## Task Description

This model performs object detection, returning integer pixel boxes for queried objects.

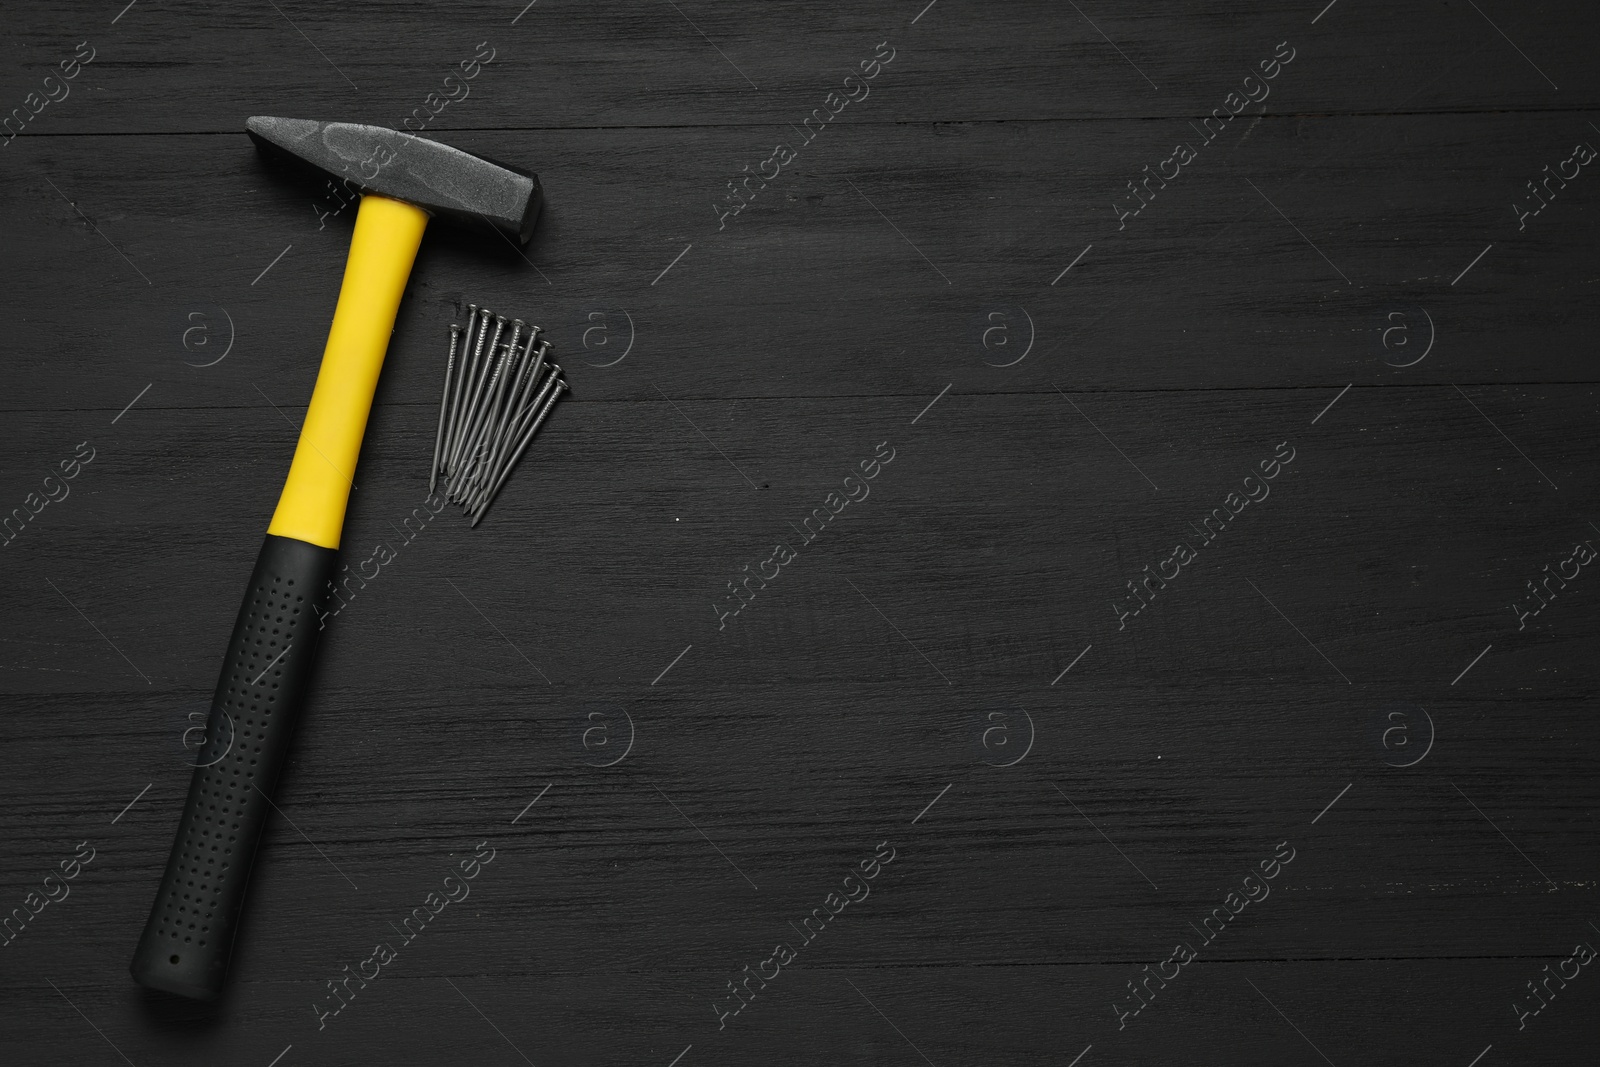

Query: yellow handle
[267,195,430,549]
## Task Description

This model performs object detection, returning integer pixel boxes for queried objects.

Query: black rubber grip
[131,534,338,1000]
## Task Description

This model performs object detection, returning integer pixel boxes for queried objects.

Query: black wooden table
[3,2,1596,1064]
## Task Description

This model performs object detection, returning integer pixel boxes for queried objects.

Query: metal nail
[463,319,524,488]
[440,309,474,467]
[429,324,460,493]
[449,314,508,481]
[452,357,514,501]
[470,375,567,525]
[492,327,542,439]
[440,319,468,480]
[452,309,499,470]
[472,338,547,500]
[444,307,490,473]
[470,357,554,511]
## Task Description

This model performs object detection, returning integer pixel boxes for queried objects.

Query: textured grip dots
[151,573,303,953]
[132,535,338,1000]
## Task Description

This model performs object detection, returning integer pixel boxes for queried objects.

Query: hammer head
[247,116,542,245]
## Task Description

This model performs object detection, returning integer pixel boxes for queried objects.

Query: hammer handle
[130,535,337,999]
[131,195,429,1000]
[268,194,430,549]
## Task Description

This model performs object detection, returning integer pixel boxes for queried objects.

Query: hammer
[130,117,541,1001]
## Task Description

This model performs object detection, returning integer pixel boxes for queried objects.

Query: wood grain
[1,1,1596,1065]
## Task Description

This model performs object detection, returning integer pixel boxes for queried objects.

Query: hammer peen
[129,117,541,1001]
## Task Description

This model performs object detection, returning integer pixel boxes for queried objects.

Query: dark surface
[2,2,1597,1065]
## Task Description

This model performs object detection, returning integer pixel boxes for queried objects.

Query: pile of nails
[430,304,567,526]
